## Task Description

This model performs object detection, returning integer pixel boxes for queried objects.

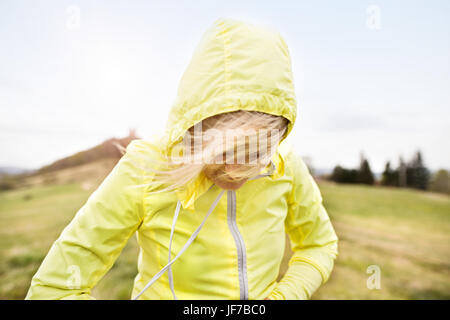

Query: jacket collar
[175,150,285,212]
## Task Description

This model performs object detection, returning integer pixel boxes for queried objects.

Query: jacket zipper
[227,190,249,300]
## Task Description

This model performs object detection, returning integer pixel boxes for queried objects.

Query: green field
[0,180,449,300]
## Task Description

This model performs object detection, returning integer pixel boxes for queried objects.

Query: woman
[26,18,338,300]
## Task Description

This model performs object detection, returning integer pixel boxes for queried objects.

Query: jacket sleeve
[25,140,146,300]
[268,149,338,300]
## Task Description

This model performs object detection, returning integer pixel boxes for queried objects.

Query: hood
[162,17,297,156]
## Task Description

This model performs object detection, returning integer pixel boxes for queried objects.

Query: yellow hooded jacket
[26,18,338,300]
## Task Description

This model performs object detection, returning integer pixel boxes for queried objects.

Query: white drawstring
[248,160,275,180]
[167,200,181,299]
[133,188,225,300]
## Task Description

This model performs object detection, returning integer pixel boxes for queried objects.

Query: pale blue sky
[0,0,449,172]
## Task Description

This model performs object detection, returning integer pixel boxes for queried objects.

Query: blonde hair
[127,110,289,194]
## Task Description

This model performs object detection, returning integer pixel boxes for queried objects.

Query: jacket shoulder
[124,134,166,163]
[126,134,164,154]
[277,139,311,179]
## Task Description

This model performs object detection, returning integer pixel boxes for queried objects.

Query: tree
[331,166,358,184]
[331,165,345,183]
[357,155,375,185]
[381,161,398,186]
[398,156,407,187]
[330,152,374,185]
[406,150,430,190]
[429,169,450,195]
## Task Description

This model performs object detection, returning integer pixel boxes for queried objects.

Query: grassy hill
[0,165,449,299]
[313,182,450,299]
[0,131,138,192]
[37,131,138,175]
